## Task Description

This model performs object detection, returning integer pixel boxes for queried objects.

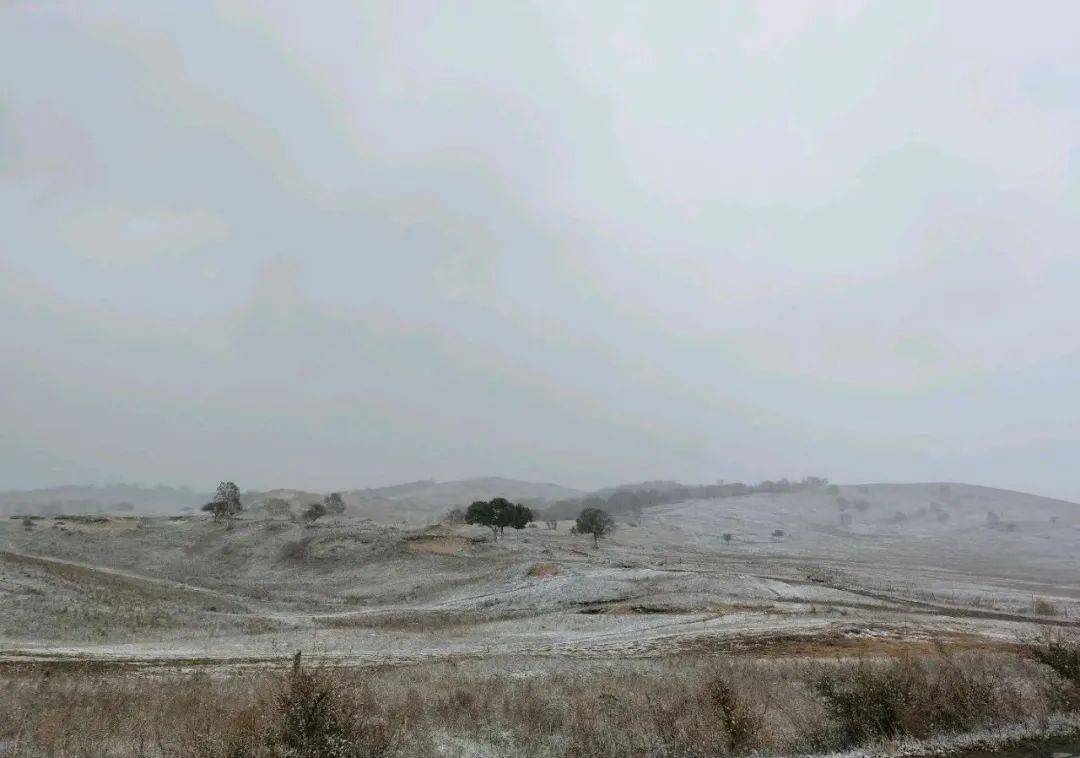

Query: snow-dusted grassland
[1,482,1078,755]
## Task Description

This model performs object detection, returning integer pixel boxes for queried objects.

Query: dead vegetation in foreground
[1,634,1079,757]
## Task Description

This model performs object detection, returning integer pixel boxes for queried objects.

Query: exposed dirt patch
[51,516,142,535]
[582,604,690,615]
[527,562,560,578]
[578,601,772,616]
[405,535,472,555]
[316,608,529,631]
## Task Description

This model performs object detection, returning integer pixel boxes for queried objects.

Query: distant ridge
[5,478,1073,519]
[0,477,585,518]
[0,484,207,516]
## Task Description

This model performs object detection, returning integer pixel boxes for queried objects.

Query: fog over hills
[0,476,585,517]
[4,477,1076,524]
[5,2,1080,753]
[5,4,1080,503]
[0,483,207,516]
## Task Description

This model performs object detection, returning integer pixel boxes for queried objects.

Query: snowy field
[2,482,1077,668]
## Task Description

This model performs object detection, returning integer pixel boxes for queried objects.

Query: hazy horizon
[4,2,1080,501]
[3,475,1079,509]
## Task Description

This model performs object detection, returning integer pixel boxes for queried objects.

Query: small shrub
[722,533,733,543]
[303,502,327,523]
[700,675,760,752]
[815,655,1008,748]
[1032,598,1059,617]
[1027,630,1080,693]
[262,653,397,757]
[279,538,311,563]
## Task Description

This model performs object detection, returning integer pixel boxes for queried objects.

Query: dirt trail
[1,550,249,605]
[753,571,1080,629]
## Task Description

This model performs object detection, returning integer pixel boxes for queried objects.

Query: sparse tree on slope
[576,507,615,548]
[303,501,327,523]
[508,502,533,530]
[323,492,346,517]
[465,499,498,538]
[465,498,533,539]
[203,481,242,525]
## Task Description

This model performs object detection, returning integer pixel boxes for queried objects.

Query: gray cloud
[2,1,1079,499]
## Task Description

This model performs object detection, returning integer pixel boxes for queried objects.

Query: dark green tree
[576,507,615,547]
[508,503,533,530]
[465,498,533,539]
[465,499,496,537]
[489,497,514,535]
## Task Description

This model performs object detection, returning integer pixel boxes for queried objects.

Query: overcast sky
[2,2,1079,499]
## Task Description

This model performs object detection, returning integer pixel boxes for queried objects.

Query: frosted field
[2,482,1078,667]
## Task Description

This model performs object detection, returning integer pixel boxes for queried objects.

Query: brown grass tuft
[526,562,560,578]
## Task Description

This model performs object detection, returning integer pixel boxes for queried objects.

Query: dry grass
[1026,629,1080,709]
[526,562,561,578]
[813,654,1021,747]
[0,551,267,640]
[404,536,472,556]
[0,647,1073,757]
